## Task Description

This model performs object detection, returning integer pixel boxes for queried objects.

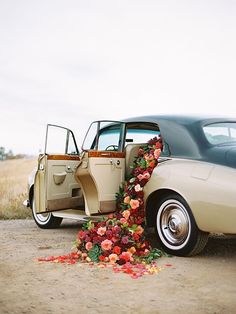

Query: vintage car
[25,115,236,256]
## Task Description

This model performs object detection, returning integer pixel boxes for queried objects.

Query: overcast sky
[0,0,236,154]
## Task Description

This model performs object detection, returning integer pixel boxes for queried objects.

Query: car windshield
[203,122,236,145]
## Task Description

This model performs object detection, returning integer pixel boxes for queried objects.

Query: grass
[0,158,37,219]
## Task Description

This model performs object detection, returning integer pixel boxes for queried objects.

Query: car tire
[155,194,209,256]
[31,194,63,229]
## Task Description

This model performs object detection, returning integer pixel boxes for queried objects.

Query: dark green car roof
[122,115,236,168]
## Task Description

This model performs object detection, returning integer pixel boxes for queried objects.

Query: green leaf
[87,244,102,262]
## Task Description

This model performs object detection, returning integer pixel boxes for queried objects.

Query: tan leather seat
[125,143,145,177]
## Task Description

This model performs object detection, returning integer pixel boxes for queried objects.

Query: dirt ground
[1,219,236,314]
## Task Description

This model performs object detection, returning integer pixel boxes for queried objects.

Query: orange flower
[99,255,105,262]
[135,225,144,235]
[130,199,140,209]
[149,161,155,168]
[128,246,136,254]
[113,246,121,255]
[101,239,113,251]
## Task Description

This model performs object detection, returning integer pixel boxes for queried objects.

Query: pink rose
[121,236,129,244]
[101,239,113,251]
[85,242,93,251]
[120,218,127,224]
[154,148,161,159]
[143,172,150,180]
[120,251,132,262]
[137,174,144,181]
[97,226,106,236]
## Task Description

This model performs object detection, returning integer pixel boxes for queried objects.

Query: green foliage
[138,158,147,169]
[142,248,165,264]
[88,244,102,262]
[82,220,95,231]
[115,184,125,207]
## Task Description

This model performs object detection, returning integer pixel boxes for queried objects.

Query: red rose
[113,246,121,255]
[99,255,105,261]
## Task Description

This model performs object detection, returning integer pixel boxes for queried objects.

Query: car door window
[82,121,123,151]
[45,124,79,155]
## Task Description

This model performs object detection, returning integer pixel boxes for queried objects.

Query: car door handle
[66,166,73,173]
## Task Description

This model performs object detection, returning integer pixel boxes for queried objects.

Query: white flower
[134,184,142,192]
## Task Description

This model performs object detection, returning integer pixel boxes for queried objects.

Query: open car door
[34,124,84,214]
[75,121,126,215]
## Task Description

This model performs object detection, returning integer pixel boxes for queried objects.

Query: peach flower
[101,239,113,251]
[135,225,144,235]
[124,196,131,204]
[122,210,130,220]
[81,252,88,260]
[130,199,140,209]
[108,253,119,264]
[128,246,136,254]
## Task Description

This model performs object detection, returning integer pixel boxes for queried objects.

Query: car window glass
[203,123,236,145]
[125,129,160,144]
[97,128,120,151]
[125,124,170,157]
[82,121,122,151]
[82,122,98,150]
[45,125,78,155]
[67,132,78,154]
[46,126,67,154]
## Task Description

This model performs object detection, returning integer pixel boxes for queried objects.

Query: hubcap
[157,199,191,248]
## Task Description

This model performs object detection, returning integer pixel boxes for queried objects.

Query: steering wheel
[105,145,119,151]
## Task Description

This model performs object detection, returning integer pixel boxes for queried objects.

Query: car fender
[144,159,236,233]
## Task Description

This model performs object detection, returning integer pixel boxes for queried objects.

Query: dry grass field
[0,158,37,219]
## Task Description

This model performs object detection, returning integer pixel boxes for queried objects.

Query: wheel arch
[29,185,34,209]
[145,188,188,227]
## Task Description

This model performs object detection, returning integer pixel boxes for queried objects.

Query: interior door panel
[75,151,125,215]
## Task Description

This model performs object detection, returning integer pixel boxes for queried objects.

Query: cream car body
[25,116,236,256]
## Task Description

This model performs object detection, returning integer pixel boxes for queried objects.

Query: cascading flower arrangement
[38,136,169,278]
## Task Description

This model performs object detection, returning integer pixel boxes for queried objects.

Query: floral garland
[38,137,170,278]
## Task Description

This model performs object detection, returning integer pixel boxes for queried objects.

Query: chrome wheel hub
[157,199,191,248]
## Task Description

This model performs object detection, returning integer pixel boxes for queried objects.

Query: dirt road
[1,219,236,314]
